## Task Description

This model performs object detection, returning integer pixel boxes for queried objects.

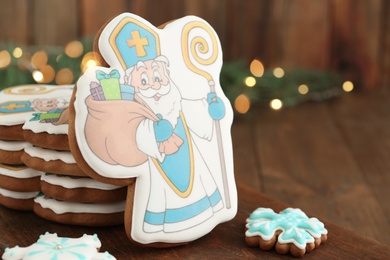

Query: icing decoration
[0,163,43,178]
[41,173,124,190]
[34,195,126,214]
[0,85,73,126]
[24,145,76,164]
[73,13,237,244]
[2,232,116,260]
[246,208,328,250]
[0,140,29,151]
[0,187,39,199]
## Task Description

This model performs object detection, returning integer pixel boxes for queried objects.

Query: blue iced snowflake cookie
[2,232,116,260]
[245,208,328,257]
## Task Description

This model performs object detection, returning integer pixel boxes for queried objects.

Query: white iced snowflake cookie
[2,232,116,260]
[245,208,328,257]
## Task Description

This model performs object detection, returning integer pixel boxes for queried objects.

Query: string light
[298,84,309,95]
[270,99,283,110]
[31,50,48,69]
[250,59,264,77]
[273,67,285,78]
[234,94,251,114]
[342,81,354,92]
[56,54,63,63]
[81,52,99,72]
[39,65,56,83]
[244,76,256,87]
[0,50,11,69]
[12,47,23,58]
[32,70,44,82]
[65,40,84,58]
[55,68,74,85]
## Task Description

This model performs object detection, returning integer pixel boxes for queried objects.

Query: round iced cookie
[22,144,86,176]
[40,173,127,203]
[22,97,71,151]
[0,140,29,165]
[0,84,74,141]
[2,232,117,260]
[0,187,39,211]
[33,195,125,226]
[245,208,328,257]
[0,163,42,192]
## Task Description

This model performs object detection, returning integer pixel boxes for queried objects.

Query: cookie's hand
[153,114,173,142]
[207,92,225,120]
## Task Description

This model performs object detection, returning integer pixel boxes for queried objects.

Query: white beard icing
[56,98,69,110]
[139,81,182,128]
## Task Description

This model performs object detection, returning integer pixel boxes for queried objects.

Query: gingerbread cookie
[69,13,237,246]
[40,173,127,203]
[0,85,73,141]
[245,208,328,257]
[0,140,29,165]
[22,94,71,151]
[0,164,42,210]
[22,144,85,176]
[2,232,116,260]
[0,187,39,211]
[33,195,125,226]
[69,12,236,246]
[0,163,42,192]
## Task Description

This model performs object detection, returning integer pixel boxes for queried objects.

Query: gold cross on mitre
[127,30,149,57]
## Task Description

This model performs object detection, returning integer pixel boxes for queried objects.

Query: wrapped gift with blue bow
[96,69,121,100]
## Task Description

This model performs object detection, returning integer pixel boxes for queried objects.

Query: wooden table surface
[233,87,390,248]
[1,183,390,259]
[2,88,390,258]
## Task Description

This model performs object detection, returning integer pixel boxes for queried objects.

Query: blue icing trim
[278,227,314,248]
[246,208,328,249]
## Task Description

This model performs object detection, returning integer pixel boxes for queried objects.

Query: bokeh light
[298,84,309,95]
[342,81,354,92]
[12,47,23,58]
[81,52,99,72]
[250,59,264,77]
[0,50,11,69]
[55,68,74,85]
[32,70,44,82]
[273,67,285,78]
[39,65,56,83]
[244,76,256,87]
[234,94,251,114]
[65,40,84,58]
[270,99,283,110]
[31,50,48,69]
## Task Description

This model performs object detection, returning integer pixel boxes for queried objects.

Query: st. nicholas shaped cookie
[69,12,237,246]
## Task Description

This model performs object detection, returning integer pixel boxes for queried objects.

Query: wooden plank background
[0,0,387,89]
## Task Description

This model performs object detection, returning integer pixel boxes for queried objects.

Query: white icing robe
[136,98,224,233]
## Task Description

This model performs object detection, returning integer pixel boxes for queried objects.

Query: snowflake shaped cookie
[245,208,328,257]
[2,232,116,260]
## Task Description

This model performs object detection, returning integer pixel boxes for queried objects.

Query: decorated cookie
[33,195,125,226]
[0,140,29,165]
[2,232,116,260]
[40,173,127,203]
[69,12,236,246]
[245,208,328,257]
[0,85,73,141]
[22,145,85,176]
[0,163,42,192]
[0,163,42,210]
[0,187,40,211]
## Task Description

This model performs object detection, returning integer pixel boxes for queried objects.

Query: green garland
[220,61,344,109]
[0,39,345,111]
